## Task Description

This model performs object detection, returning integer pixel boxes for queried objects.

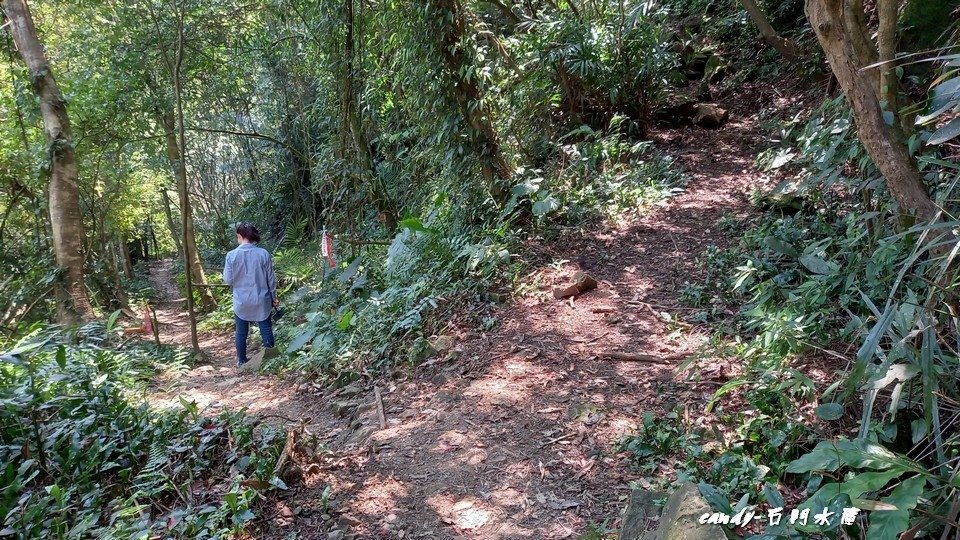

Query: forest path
[146,260,328,425]
[146,92,771,540]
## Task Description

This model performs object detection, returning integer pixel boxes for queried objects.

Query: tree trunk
[3,0,95,324]
[160,110,216,312]
[341,0,398,231]
[806,0,936,221]
[741,0,802,61]
[842,0,881,95]
[160,189,184,258]
[479,0,520,25]
[119,235,134,279]
[430,0,512,205]
[108,236,129,309]
[877,0,899,117]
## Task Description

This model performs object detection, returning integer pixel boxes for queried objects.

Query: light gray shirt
[223,243,277,322]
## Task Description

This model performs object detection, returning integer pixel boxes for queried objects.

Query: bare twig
[374,385,387,429]
[274,428,298,476]
[338,237,393,246]
[570,331,610,344]
[540,432,576,448]
[598,351,678,364]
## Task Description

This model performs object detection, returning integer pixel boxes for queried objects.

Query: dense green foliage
[4,0,960,537]
[0,326,286,537]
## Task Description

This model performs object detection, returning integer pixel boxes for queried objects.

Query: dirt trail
[146,93,773,539]
[147,261,328,424]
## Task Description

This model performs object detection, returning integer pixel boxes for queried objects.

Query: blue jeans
[235,314,275,365]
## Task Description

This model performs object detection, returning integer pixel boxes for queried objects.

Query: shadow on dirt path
[144,89,776,539]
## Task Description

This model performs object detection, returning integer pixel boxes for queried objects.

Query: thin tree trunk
[431,0,512,205]
[806,0,936,221]
[878,0,899,117]
[160,189,184,257]
[160,110,216,313]
[149,216,160,260]
[3,0,95,324]
[171,2,204,350]
[108,236,130,309]
[119,234,134,279]
[341,0,398,231]
[741,0,801,61]
[479,0,520,25]
[842,0,881,96]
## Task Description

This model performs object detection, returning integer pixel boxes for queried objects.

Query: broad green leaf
[106,309,122,334]
[799,254,833,275]
[511,178,542,196]
[55,345,66,369]
[815,403,844,421]
[763,236,799,258]
[532,195,559,217]
[398,217,435,234]
[866,476,925,540]
[286,328,317,353]
[338,256,363,283]
[762,483,785,508]
[834,439,913,472]
[336,310,354,331]
[928,117,960,145]
[786,440,843,473]
[805,470,902,510]
[930,75,960,112]
[697,482,732,514]
[910,419,927,444]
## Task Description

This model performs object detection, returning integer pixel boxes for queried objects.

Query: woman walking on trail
[223,222,278,368]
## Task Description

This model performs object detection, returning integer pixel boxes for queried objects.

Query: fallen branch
[599,351,677,364]
[570,331,609,344]
[274,428,299,476]
[626,300,704,312]
[540,432,576,448]
[374,385,387,429]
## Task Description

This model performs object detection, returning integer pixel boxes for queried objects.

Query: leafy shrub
[271,212,516,377]
[0,327,286,538]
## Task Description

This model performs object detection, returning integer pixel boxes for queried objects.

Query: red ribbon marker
[321,229,336,268]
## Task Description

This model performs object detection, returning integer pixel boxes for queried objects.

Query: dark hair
[235,222,261,243]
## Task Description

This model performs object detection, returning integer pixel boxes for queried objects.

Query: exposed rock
[330,400,359,418]
[346,425,376,445]
[619,489,662,540]
[692,104,729,129]
[408,336,435,364]
[215,377,241,389]
[339,382,364,398]
[553,272,599,299]
[653,483,725,540]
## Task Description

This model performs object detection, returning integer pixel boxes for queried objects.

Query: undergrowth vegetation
[621,68,960,537]
[0,325,287,538]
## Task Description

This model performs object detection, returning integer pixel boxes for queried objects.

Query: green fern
[281,216,310,249]
[131,442,170,498]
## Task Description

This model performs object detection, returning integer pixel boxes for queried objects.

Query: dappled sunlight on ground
[352,475,409,519]
[146,92,776,538]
